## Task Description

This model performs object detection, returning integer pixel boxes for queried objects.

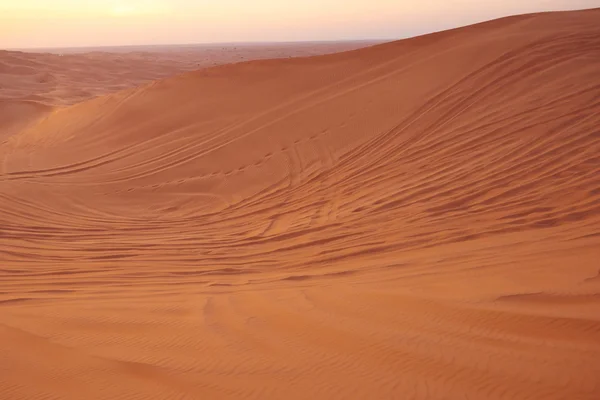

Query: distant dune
[1,8,599,400]
[0,100,53,140]
[0,42,383,107]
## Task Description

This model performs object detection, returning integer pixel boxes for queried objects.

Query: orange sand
[1,9,599,400]
[0,42,378,106]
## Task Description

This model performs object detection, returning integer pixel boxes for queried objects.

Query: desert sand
[0,41,378,106]
[1,8,599,400]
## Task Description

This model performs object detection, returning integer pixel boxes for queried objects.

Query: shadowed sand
[1,8,600,400]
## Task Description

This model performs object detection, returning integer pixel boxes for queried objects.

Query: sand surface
[1,9,600,400]
[1,42,379,107]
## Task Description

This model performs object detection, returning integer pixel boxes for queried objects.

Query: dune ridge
[1,8,600,400]
[0,42,381,107]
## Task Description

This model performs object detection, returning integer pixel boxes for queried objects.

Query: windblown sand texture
[1,9,600,400]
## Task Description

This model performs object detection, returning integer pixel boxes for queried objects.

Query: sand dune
[0,42,380,107]
[0,100,53,141]
[1,8,600,400]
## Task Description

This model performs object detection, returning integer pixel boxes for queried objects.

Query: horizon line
[5,6,598,53]
[5,38,395,53]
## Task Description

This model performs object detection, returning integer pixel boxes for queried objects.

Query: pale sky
[0,0,597,49]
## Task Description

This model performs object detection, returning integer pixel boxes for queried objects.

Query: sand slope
[0,42,380,107]
[1,9,600,400]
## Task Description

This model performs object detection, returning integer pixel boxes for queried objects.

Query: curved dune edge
[0,99,54,141]
[0,41,382,108]
[1,8,600,400]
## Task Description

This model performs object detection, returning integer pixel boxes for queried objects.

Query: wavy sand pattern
[1,9,600,400]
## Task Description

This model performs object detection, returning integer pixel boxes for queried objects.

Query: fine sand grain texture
[1,9,600,400]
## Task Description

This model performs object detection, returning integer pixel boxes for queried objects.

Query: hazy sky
[1,0,597,49]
